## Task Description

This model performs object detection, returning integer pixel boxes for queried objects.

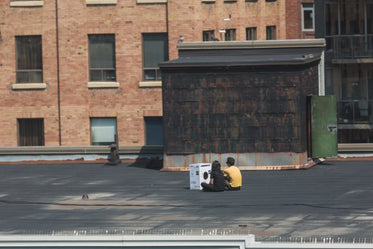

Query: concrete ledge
[139,81,162,88]
[11,83,47,90]
[88,82,119,88]
[137,0,167,3]
[10,1,43,7]
[0,146,163,155]
[86,0,117,5]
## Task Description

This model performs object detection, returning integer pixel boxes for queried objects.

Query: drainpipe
[55,0,62,145]
[166,0,169,52]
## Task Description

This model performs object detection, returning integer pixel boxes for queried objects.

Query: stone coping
[0,146,163,155]
[177,39,326,50]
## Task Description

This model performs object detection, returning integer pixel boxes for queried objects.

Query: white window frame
[302,3,315,31]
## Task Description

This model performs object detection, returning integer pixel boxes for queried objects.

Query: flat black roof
[160,39,325,68]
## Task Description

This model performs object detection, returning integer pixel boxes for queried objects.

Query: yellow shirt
[223,166,242,188]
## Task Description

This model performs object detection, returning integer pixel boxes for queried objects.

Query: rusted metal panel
[162,65,319,156]
[162,152,310,171]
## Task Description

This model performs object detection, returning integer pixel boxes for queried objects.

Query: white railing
[0,235,373,248]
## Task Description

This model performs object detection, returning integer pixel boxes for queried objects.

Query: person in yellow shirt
[223,157,242,190]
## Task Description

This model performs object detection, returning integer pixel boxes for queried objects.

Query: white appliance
[189,163,211,190]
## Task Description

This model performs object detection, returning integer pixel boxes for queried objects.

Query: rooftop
[0,159,373,245]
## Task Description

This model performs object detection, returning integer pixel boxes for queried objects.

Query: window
[302,3,314,31]
[203,30,218,41]
[16,36,43,83]
[145,117,163,145]
[89,34,116,82]
[18,118,44,146]
[142,33,168,81]
[225,29,236,41]
[246,27,257,40]
[90,118,117,145]
[266,26,276,40]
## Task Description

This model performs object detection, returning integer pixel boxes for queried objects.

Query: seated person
[201,160,225,192]
[223,157,242,190]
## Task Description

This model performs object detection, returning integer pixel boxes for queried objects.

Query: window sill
[224,0,237,2]
[10,1,44,7]
[11,83,47,90]
[139,81,162,88]
[86,0,117,5]
[202,0,216,2]
[137,0,167,3]
[88,82,120,88]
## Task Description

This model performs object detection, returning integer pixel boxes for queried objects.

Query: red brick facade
[0,0,313,147]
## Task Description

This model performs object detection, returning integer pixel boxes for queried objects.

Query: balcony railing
[326,35,373,59]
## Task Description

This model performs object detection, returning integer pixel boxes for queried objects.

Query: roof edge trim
[177,39,326,50]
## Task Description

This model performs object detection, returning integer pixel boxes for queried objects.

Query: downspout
[55,0,62,145]
[166,0,169,50]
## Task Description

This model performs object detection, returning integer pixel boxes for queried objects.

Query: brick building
[0,0,314,156]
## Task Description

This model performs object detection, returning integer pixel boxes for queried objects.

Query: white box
[189,163,211,190]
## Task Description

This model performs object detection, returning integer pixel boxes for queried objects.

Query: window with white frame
[90,118,117,145]
[302,3,315,31]
[89,34,116,82]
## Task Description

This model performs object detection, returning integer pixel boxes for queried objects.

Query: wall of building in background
[0,0,313,148]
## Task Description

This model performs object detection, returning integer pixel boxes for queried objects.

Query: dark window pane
[89,34,115,68]
[143,33,168,81]
[103,70,116,81]
[246,27,257,40]
[16,72,29,83]
[144,70,156,81]
[16,36,42,70]
[18,118,44,146]
[16,36,42,83]
[29,71,43,83]
[145,117,163,145]
[225,29,236,41]
[89,34,116,81]
[266,26,276,40]
[90,70,102,81]
[143,33,169,69]
[303,10,314,29]
[203,30,215,41]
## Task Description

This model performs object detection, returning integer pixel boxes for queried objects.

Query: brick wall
[286,0,315,39]
[0,0,311,147]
